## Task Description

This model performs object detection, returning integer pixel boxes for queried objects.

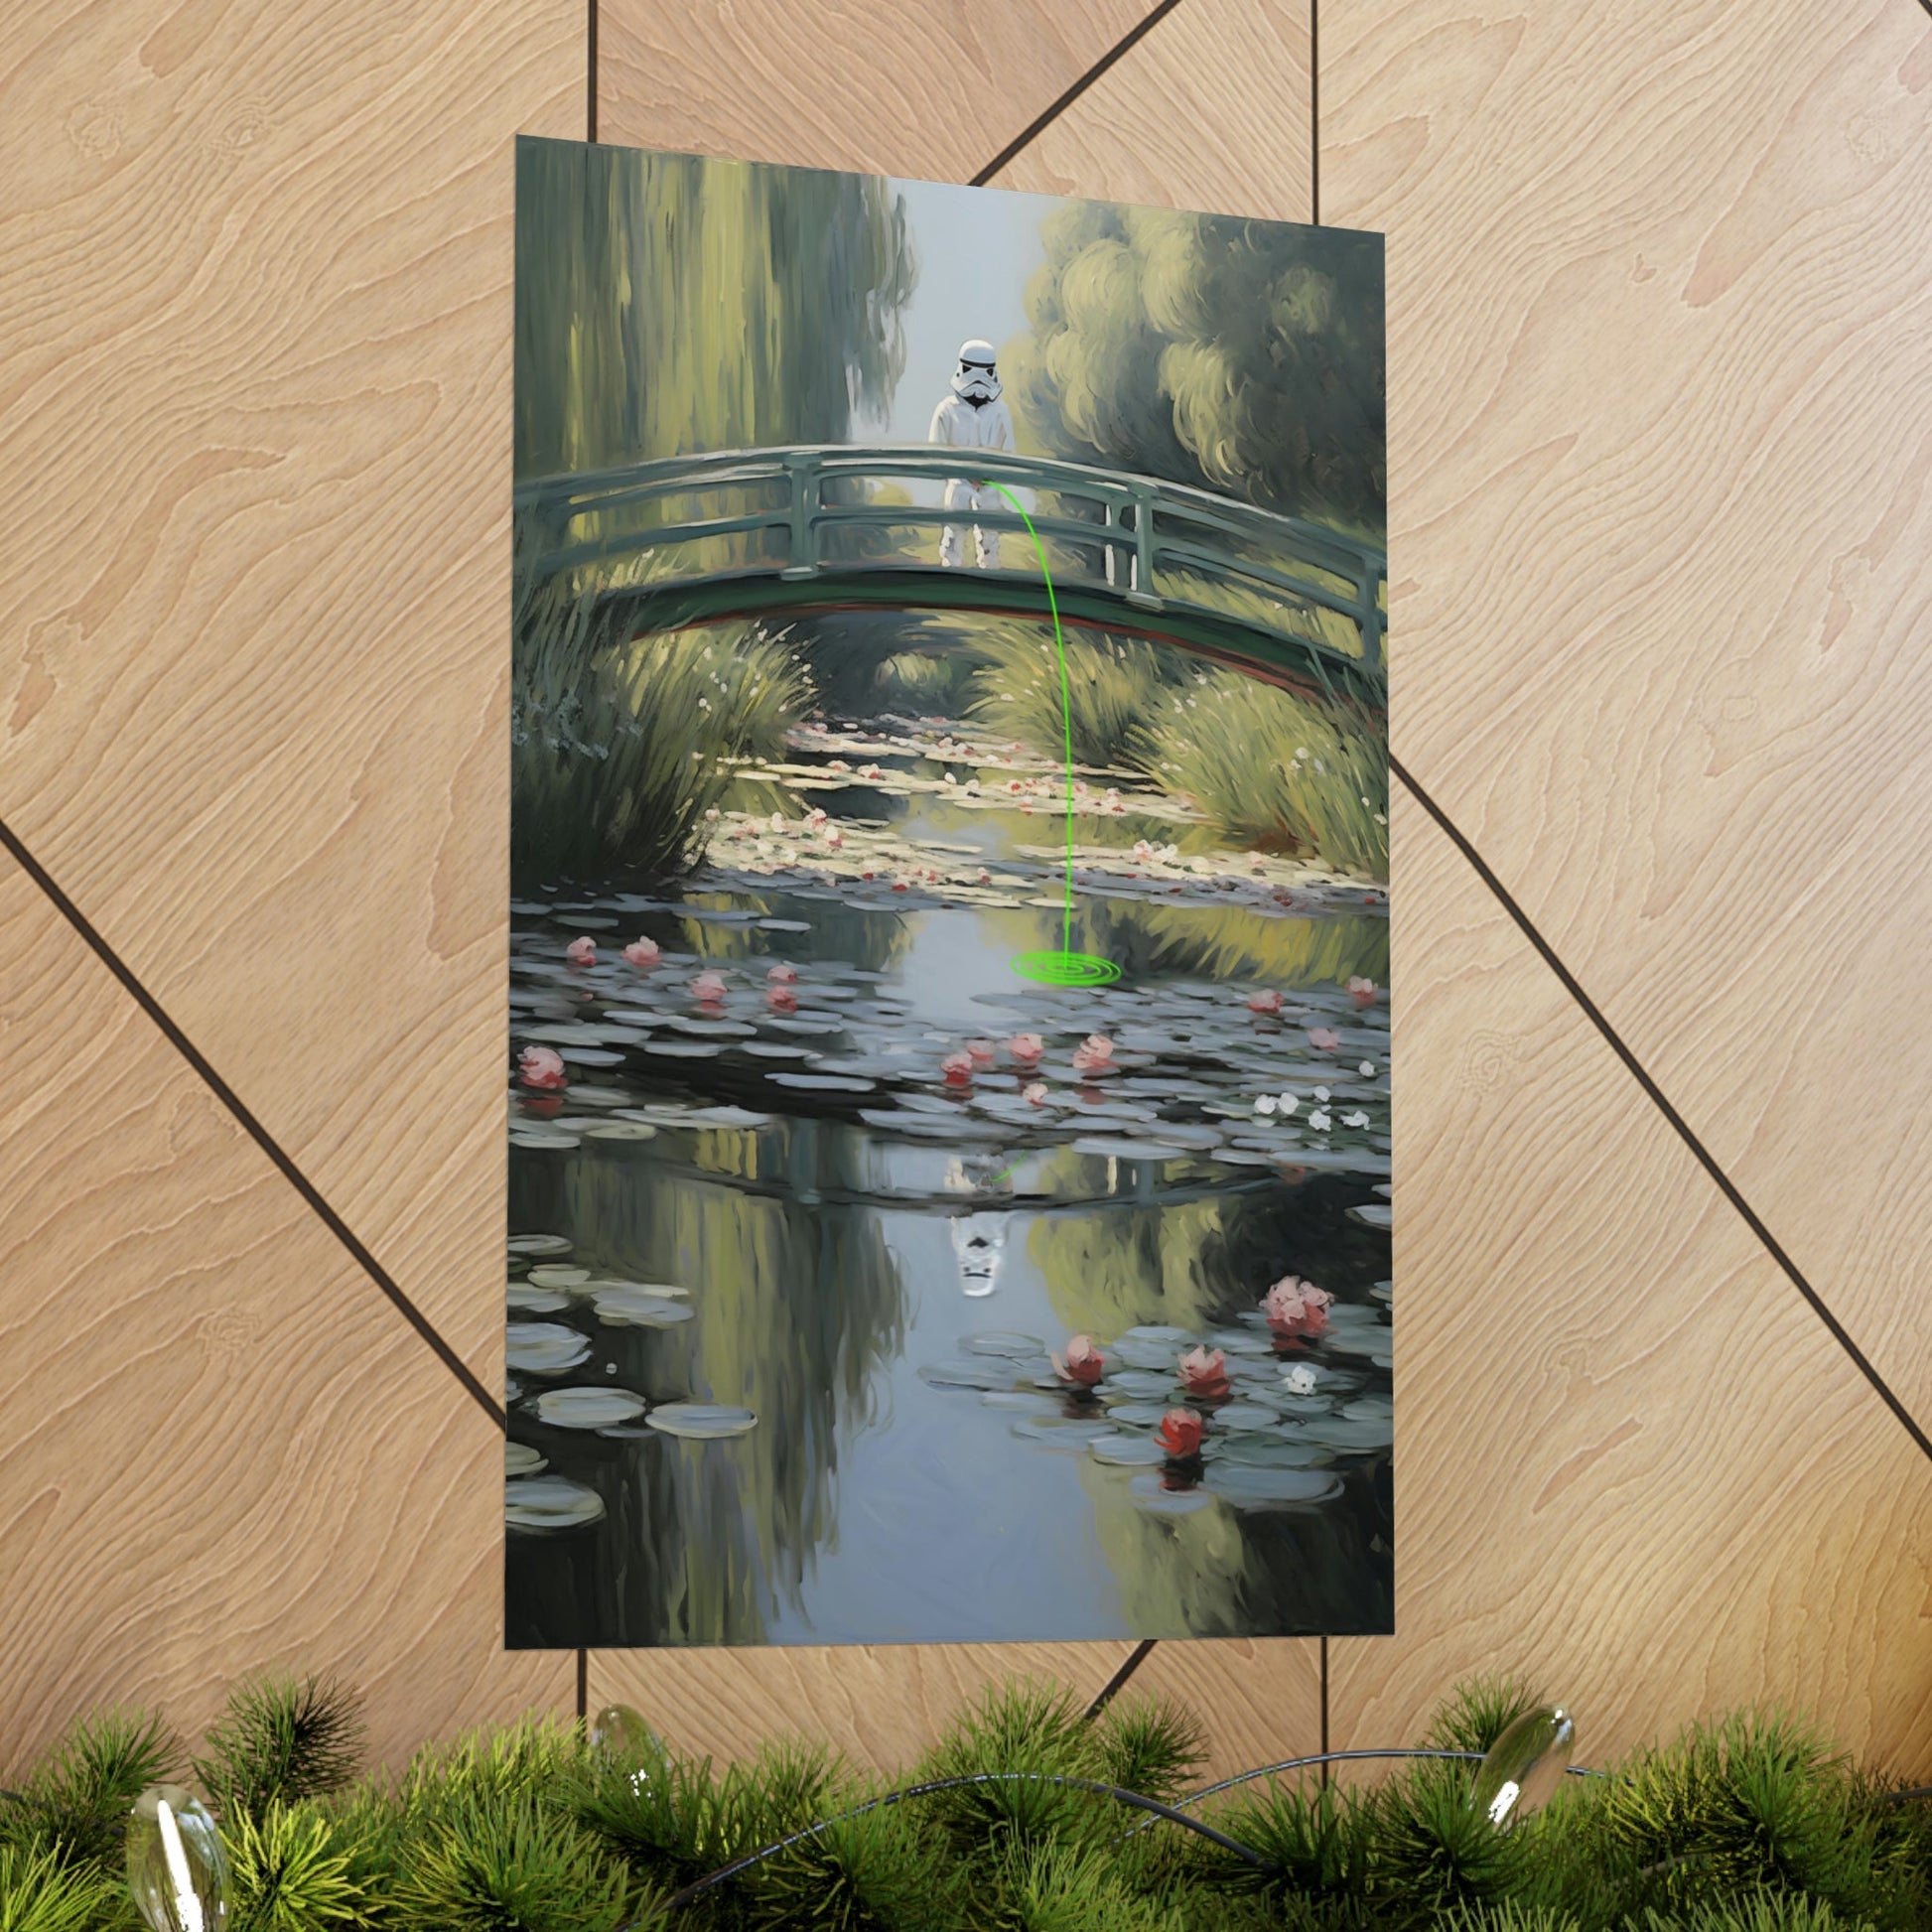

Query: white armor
[929,339,1015,568]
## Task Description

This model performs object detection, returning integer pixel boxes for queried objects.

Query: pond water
[504,710,1392,1646]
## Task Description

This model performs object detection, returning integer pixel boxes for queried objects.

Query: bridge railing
[513,446,1387,673]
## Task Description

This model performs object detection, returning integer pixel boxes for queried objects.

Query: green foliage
[966,622,1172,770]
[1004,202,1384,536]
[9,1678,1932,1932]
[389,1794,642,1932]
[196,1674,364,1820]
[510,616,813,888]
[3,1711,175,1871]
[0,1844,125,1932]
[1428,1678,1547,1757]
[1145,665,1387,880]
[225,1801,362,1932]
[514,138,915,480]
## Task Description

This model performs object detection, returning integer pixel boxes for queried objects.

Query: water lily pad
[1123,1324,1194,1343]
[960,1332,1045,1358]
[766,1072,877,1093]
[505,1441,547,1476]
[506,1476,605,1532]
[1211,1401,1283,1430]
[584,1121,660,1141]
[1301,1416,1394,1451]
[1105,1369,1183,1399]
[1096,1401,1173,1427]
[980,1391,1061,1415]
[1013,1417,1115,1449]
[646,1404,758,1440]
[592,1289,695,1328]
[1216,1439,1332,1469]
[508,1234,573,1256]
[510,1129,582,1150]
[682,1106,774,1128]
[918,1360,1018,1393]
[506,1322,592,1375]
[1202,1465,1344,1509]
[1068,1138,1189,1163]
[532,1388,647,1430]
[1349,1203,1393,1229]
[507,1286,572,1314]
[527,1265,591,1288]
[642,1040,726,1059]
[1088,1434,1170,1467]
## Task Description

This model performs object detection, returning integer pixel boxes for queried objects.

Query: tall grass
[965,622,1172,769]
[1147,663,1388,880]
[511,610,812,888]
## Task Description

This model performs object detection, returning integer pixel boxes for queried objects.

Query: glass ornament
[591,1703,674,1810]
[126,1785,228,1932]
[1469,1706,1576,1828]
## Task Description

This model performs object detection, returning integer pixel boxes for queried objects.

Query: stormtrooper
[928,339,1015,568]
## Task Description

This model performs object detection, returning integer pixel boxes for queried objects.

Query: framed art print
[505,137,1390,1648]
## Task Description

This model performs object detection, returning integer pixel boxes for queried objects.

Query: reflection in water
[506,705,1392,1647]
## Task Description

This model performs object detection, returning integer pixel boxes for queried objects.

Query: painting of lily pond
[506,136,1390,1645]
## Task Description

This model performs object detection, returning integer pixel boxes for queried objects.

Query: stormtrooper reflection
[927,338,1015,569]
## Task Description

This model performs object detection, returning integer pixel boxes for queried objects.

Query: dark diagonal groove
[969,0,1185,186]
[587,0,598,142]
[1392,757,1932,1465]
[0,815,507,1433]
[1084,1639,1159,1720]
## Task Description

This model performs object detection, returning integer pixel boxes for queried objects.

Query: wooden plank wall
[1,0,1928,1787]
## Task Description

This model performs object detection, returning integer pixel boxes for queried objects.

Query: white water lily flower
[1313,1085,1329,1102]
[1342,1110,1370,1129]
[1309,1110,1331,1131]
[1254,1095,1278,1115]
[1359,1061,1376,1077]
[1278,1092,1299,1115]
[1282,1364,1318,1396]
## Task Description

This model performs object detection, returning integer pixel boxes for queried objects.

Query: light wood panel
[1329,785,1932,1774]
[0,855,571,1776]
[1319,0,1932,1419]
[596,0,1152,178]
[0,0,582,1379]
[590,1644,1122,1777]
[990,0,1311,222]
[589,1639,1319,1783]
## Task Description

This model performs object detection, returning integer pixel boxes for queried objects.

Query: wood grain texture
[1320,0,1932,1421]
[1330,785,1932,1774]
[990,0,1311,223]
[590,1643,1128,1776]
[0,855,571,1776]
[589,1639,1319,1783]
[0,0,582,1381]
[596,0,1154,179]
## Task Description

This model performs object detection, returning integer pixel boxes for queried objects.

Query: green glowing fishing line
[986,482,1121,990]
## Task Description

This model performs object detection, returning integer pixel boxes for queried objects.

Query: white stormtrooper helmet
[951,339,1002,405]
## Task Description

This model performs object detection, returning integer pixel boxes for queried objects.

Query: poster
[506,136,1390,1646]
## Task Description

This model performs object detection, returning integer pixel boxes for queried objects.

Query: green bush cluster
[5,1673,1927,1931]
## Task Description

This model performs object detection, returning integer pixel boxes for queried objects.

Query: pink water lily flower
[966,1039,998,1068]
[1132,839,1157,863]
[766,962,798,985]
[766,985,798,1015]
[565,936,596,967]
[691,969,728,1006]
[1051,1334,1105,1388]
[821,824,844,849]
[1155,1408,1204,1457]
[828,759,851,772]
[621,937,660,969]
[807,807,828,826]
[1262,1276,1334,1341]
[1348,976,1378,1007]
[1248,989,1283,1015]
[518,1044,567,1091]
[1024,1081,1049,1105]
[1071,1034,1116,1077]
[1308,1027,1341,1051]
[941,1050,975,1088]
[1009,1033,1044,1067]
[1178,1346,1231,1400]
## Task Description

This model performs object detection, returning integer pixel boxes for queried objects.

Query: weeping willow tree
[1001,202,1385,539]
[514,136,918,479]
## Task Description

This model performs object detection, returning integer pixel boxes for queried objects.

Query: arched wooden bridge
[513,446,1388,711]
